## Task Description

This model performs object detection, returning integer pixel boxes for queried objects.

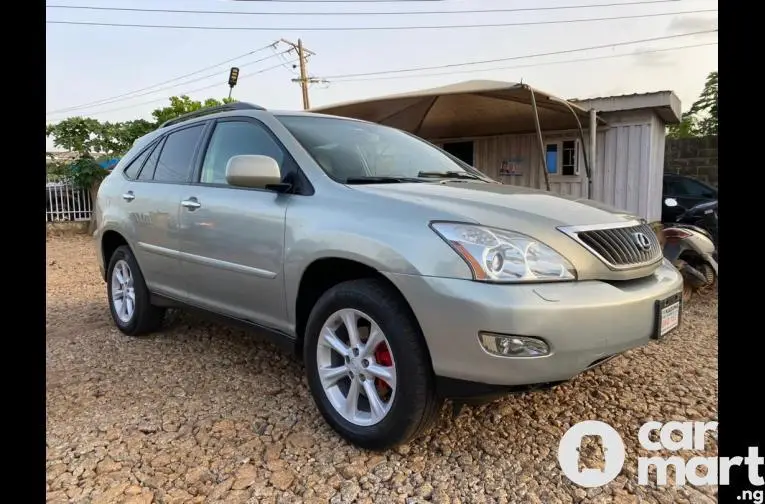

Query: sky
[45,0,718,151]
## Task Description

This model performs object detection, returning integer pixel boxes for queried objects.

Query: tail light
[663,228,693,240]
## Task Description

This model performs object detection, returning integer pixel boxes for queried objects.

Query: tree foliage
[95,120,155,156]
[666,115,698,140]
[45,95,235,158]
[68,153,110,191]
[150,95,235,126]
[45,117,102,154]
[688,71,717,136]
[667,70,718,139]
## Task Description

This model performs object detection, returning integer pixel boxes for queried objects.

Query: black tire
[106,245,165,336]
[303,278,442,450]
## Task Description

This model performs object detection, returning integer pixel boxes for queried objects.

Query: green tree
[45,116,101,154]
[71,153,110,233]
[688,71,718,136]
[94,119,155,156]
[667,115,698,140]
[666,70,718,139]
[150,95,235,126]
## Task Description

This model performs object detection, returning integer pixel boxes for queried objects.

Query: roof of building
[570,90,682,124]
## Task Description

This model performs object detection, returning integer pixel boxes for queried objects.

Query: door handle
[181,198,201,210]
[122,191,135,202]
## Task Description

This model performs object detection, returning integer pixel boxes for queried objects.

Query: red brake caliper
[374,344,392,398]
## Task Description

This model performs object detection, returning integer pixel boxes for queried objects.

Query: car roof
[270,109,370,123]
[130,105,375,150]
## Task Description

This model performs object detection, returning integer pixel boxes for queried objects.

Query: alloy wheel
[316,308,397,426]
[111,259,136,323]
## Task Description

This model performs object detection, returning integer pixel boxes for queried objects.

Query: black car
[662,173,717,223]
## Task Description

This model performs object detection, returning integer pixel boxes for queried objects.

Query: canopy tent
[312,80,602,139]
[312,80,604,194]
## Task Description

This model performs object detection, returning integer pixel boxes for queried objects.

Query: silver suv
[95,102,683,449]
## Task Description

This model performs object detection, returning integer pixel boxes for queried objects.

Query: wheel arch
[294,257,433,370]
[100,229,131,281]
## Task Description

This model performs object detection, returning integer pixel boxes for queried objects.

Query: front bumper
[384,261,683,388]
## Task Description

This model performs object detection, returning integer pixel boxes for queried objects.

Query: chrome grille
[560,222,663,270]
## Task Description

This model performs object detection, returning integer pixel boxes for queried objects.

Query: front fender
[283,230,472,323]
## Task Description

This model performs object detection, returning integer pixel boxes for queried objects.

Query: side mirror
[664,197,678,208]
[225,155,282,189]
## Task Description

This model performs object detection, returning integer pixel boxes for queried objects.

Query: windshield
[276,115,487,183]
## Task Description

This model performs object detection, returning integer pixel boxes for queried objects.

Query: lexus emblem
[632,232,652,251]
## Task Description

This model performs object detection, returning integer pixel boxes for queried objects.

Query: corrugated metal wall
[589,120,662,221]
[473,133,586,199]
[438,112,664,222]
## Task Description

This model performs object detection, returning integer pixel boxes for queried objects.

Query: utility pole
[280,38,320,110]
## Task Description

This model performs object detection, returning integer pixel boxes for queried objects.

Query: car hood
[349,181,638,228]
[348,181,653,281]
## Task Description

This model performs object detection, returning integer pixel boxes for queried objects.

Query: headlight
[430,222,576,282]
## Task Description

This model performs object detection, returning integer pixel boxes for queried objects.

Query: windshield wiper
[417,170,484,181]
[345,176,426,185]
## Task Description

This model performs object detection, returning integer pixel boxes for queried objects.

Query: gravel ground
[46,234,719,504]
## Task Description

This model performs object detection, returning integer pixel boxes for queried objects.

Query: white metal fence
[46,177,93,222]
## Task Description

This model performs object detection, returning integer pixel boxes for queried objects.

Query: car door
[177,117,291,332]
[117,129,203,300]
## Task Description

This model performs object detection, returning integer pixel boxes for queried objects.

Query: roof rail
[160,102,267,128]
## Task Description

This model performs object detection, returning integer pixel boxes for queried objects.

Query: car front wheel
[303,279,442,450]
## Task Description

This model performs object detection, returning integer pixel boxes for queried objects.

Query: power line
[46,8,717,31]
[46,43,280,114]
[45,0,685,16]
[329,42,718,82]
[47,59,298,118]
[48,50,292,116]
[321,29,717,79]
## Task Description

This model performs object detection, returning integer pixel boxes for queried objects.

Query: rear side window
[123,143,155,180]
[153,125,205,183]
[138,139,163,181]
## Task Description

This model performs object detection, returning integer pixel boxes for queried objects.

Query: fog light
[479,332,550,357]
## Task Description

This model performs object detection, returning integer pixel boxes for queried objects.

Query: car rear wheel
[106,245,165,336]
[303,278,442,450]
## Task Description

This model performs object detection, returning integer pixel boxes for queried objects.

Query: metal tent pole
[548,96,594,199]
[588,108,597,200]
[528,86,551,192]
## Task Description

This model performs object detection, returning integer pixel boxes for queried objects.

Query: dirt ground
[46,234,719,504]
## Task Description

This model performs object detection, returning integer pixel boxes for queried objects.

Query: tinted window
[124,143,154,180]
[138,138,163,181]
[154,125,205,183]
[200,120,285,185]
[673,177,716,198]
